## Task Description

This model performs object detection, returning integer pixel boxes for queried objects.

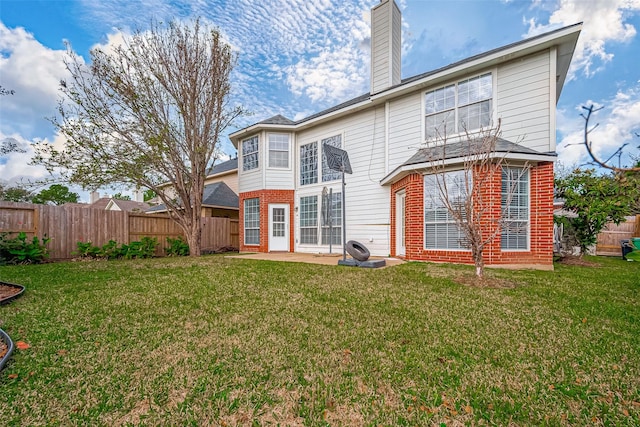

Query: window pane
[321,191,342,245]
[501,167,529,250]
[244,198,260,245]
[425,111,455,139]
[322,135,342,182]
[300,195,318,245]
[300,142,318,185]
[269,134,289,168]
[242,136,259,171]
[424,171,470,250]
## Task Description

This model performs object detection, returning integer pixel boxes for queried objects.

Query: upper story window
[268,133,289,168]
[321,135,342,182]
[300,142,318,185]
[425,73,492,140]
[242,136,259,172]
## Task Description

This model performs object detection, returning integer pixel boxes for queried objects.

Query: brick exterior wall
[390,162,554,267]
[239,190,295,253]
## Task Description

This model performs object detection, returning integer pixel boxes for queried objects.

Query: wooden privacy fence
[0,201,239,259]
[596,215,640,256]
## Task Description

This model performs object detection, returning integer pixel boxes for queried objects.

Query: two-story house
[230,0,581,269]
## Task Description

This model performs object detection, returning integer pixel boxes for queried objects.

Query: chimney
[134,189,144,203]
[90,191,100,204]
[370,0,402,95]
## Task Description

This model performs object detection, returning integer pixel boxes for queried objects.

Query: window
[268,133,289,168]
[244,198,260,245]
[299,192,342,246]
[425,73,492,139]
[321,191,342,245]
[300,142,318,185]
[299,196,318,244]
[501,167,529,250]
[424,171,470,250]
[321,134,342,182]
[242,136,259,171]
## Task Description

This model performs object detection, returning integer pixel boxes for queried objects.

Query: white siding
[204,173,238,194]
[238,132,265,193]
[497,50,552,152]
[264,132,295,190]
[387,92,423,171]
[294,107,391,256]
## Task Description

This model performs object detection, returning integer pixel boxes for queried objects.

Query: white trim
[549,46,558,152]
[500,166,531,252]
[380,152,556,186]
[395,190,406,256]
[266,132,292,170]
[268,203,290,252]
[385,101,390,175]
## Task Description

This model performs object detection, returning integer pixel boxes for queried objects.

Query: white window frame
[297,191,342,247]
[321,134,342,182]
[268,133,290,169]
[244,198,260,245]
[241,135,259,172]
[424,170,470,250]
[299,141,318,186]
[299,195,318,244]
[424,72,493,140]
[501,166,530,251]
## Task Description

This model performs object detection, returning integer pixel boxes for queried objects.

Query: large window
[424,171,470,250]
[300,142,318,185]
[244,198,260,245]
[299,195,318,244]
[268,133,289,168]
[299,192,342,246]
[425,73,492,139]
[321,191,342,245]
[501,167,529,250]
[321,135,342,182]
[242,136,259,171]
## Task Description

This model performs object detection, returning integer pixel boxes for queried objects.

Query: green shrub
[74,238,157,260]
[0,232,50,264]
[166,237,190,256]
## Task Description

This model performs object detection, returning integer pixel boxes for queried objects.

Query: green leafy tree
[555,168,639,256]
[112,192,131,201]
[0,185,32,202]
[33,19,245,256]
[32,184,80,205]
[143,189,156,202]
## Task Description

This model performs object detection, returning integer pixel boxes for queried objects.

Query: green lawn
[0,255,639,426]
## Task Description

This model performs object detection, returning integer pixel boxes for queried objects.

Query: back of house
[230,0,581,269]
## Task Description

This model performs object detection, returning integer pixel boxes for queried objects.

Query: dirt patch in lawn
[0,284,22,302]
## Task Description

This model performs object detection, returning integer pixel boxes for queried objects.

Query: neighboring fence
[596,215,640,256]
[0,201,239,259]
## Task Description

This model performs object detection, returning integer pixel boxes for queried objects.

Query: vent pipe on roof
[370,0,402,95]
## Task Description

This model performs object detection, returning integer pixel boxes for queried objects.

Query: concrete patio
[226,252,404,268]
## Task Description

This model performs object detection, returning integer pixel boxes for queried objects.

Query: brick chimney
[370,0,402,95]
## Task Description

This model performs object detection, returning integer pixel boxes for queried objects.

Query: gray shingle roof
[258,114,296,125]
[206,157,238,176]
[145,182,238,213]
[403,138,555,166]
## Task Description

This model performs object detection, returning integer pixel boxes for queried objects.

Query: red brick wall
[390,161,554,267]
[239,190,295,253]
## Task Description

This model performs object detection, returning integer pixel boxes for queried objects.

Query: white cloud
[0,23,70,139]
[526,0,640,78]
[0,131,68,186]
[557,85,640,167]
[286,45,369,103]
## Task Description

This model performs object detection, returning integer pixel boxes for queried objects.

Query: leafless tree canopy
[423,121,530,278]
[579,104,640,173]
[33,19,245,255]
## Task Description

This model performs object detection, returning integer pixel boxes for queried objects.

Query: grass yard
[0,255,639,426]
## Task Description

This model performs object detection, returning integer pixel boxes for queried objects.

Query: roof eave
[380,152,557,186]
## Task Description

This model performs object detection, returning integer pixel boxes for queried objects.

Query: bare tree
[33,19,244,256]
[579,104,640,173]
[423,120,529,278]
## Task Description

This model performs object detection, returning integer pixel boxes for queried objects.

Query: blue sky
[1,0,639,200]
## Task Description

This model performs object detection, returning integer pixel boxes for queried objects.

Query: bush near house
[73,237,157,260]
[0,232,50,265]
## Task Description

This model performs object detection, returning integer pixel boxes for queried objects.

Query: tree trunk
[472,247,484,278]
[185,215,202,257]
